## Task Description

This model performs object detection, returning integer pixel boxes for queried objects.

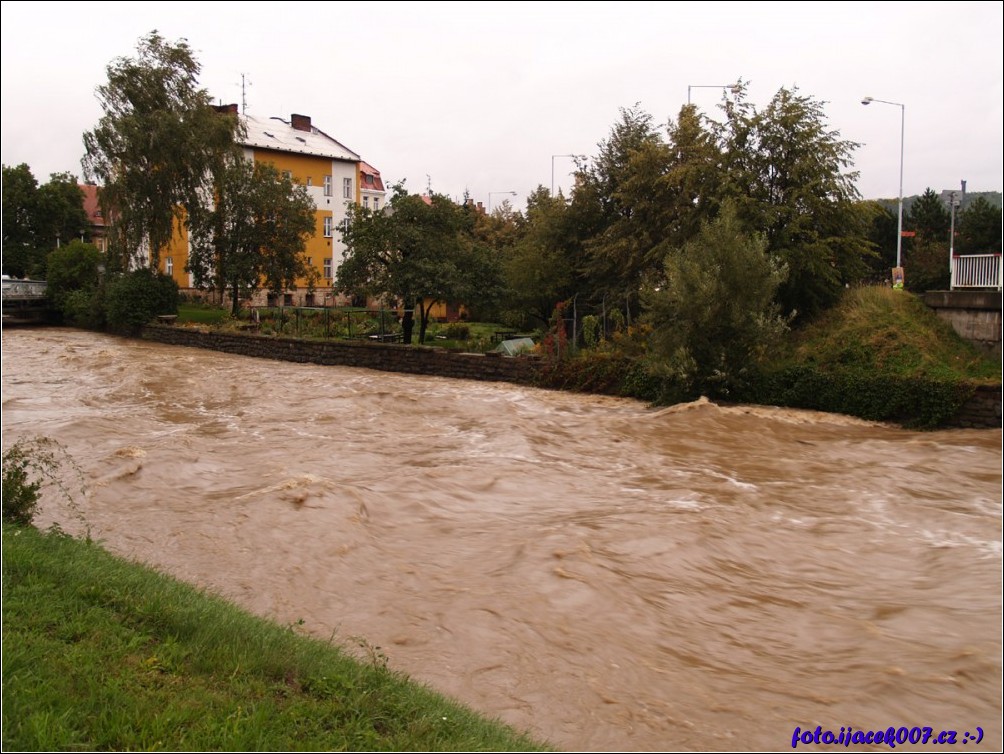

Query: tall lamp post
[861,96,906,271]
[488,191,516,212]
[687,83,740,105]
[551,154,579,196]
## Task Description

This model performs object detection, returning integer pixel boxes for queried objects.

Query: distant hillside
[872,191,1002,216]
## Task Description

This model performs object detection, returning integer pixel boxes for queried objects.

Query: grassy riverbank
[773,286,1000,382]
[733,286,1001,427]
[1,523,549,751]
[538,286,1000,427]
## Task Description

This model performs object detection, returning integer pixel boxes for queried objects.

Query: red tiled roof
[79,184,106,227]
[359,161,385,192]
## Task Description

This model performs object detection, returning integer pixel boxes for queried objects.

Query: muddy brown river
[2,327,1001,751]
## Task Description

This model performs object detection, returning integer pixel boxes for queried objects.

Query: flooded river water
[2,327,1001,751]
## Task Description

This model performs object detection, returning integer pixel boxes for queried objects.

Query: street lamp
[488,191,516,212]
[687,83,740,105]
[861,96,906,271]
[551,154,581,196]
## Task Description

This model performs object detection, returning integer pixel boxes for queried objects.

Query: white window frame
[165,257,174,276]
[343,177,352,199]
[323,175,332,197]
[323,216,333,238]
[323,258,332,280]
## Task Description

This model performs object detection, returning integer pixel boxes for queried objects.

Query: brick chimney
[291,113,312,132]
[214,103,239,115]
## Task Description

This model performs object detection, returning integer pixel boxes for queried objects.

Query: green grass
[776,286,1001,382]
[177,302,229,325]
[2,523,550,752]
[425,321,537,352]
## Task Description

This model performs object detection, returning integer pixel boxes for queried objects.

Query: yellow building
[159,105,385,307]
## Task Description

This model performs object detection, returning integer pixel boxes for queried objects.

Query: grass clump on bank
[732,287,1000,427]
[2,523,549,752]
[774,286,1000,383]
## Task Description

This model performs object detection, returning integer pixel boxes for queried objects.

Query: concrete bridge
[2,277,49,324]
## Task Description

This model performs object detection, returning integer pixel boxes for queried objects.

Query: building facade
[158,105,385,307]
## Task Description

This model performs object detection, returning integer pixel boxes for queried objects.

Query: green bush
[581,315,601,348]
[61,287,107,329]
[443,323,470,341]
[736,365,976,428]
[104,268,179,334]
[45,240,105,325]
[1,437,80,527]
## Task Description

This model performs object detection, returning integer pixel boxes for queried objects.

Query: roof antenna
[240,73,252,114]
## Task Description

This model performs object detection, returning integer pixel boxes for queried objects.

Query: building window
[363,196,369,209]
[305,293,315,306]
[283,170,292,181]
[373,198,379,211]
[283,293,293,307]
[323,175,332,196]
[323,216,333,237]
[343,177,352,199]
[306,177,313,187]
[165,257,174,276]
[365,174,374,186]
[323,258,332,280]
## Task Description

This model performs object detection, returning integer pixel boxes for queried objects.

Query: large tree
[576,105,669,305]
[906,188,950,242]
[717,85,873,318]
[187,156,317,315]
[644,201,789,396]
[2,164,88,278]
[337,185,503,344]
[495,186,577,329]
[82,31,241,270]
[956,196,1001,255]
[37,173,90,249]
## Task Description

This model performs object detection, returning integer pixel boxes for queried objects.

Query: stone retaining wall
[141,325,540,385]
[948,384,1003,429]
[141,325,1002,429]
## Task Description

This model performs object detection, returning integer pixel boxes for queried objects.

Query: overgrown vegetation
[539,286,999,428]
[1,164,89,279]
[2,524,549,752]
[1,436,84,528]
[104,268,179,334]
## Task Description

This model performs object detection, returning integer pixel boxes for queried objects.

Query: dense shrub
[104,268,179,334]
[45,241,105,325]
[443,323,470,341]
[1,437,81,527]
[735,365,977,429]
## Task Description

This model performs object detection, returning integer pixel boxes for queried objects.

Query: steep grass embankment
[2,523,549,752]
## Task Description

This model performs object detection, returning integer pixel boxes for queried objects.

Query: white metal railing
[950,254,1003,291]
[1,278,48,300]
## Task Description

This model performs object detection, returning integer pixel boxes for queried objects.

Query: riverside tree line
[2,31,1000,395]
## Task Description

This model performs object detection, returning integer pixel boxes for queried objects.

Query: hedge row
[537,352,981,429]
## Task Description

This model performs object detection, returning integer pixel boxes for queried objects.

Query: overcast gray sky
[2,1,1001,209]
